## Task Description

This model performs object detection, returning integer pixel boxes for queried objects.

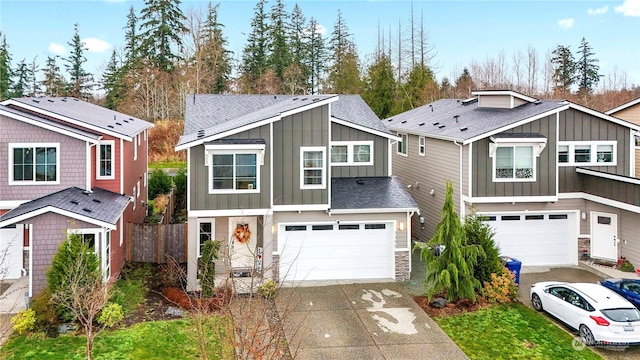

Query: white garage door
[483,213,577,266]
[0,225,24,280]
[278,222,394,282]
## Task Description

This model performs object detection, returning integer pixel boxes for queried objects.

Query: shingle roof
[8,97,153,139]
[385,99,566,142]
[0,187,130,226]
[0,104,102,141]
[331,177,418,211]
[178,94,392,148]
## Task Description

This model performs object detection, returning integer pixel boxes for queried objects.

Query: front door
[590,212,618,261]
[0,224,24,280]
[228,217,257,270]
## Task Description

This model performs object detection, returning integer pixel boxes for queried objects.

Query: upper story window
[634,135,640,149]
[558,141,616,166]
[397,133,408,156]
[330,141,373,166]
[494,145,535,181]
[97,140,115,180]
[418,136,426,156]
[204,142,265,194]
[301,146,325,189]
[9,143,60,185]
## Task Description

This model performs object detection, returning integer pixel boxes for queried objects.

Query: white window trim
[418,136,426,156]
[396,133,408,157]
[635,134,640,149]
[137,133,141,146]
[133,136,138,161]
[96,140,115,180]
[558,141,617,166]
[197,218,215,259]
[132,186,136,210]
[8,142,61,185]
[144,171,148,188]
[300,146,326,189]
[67,228,110,281]
[136,180,141,198]
[330,141,374,166]
[207,149,261,194]
[489,143,538,183]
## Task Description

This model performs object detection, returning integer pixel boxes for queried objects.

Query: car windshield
[622,282,640,295]
[601,308,640,322]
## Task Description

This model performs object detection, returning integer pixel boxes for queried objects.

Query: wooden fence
[127,223,187,263]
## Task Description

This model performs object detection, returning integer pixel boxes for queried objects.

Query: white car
[530,282,640,346]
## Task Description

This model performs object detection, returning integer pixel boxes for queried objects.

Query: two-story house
[0,97,153,298]
[387,90,640,269]
[606,97,640,177]
[176,94,418,291]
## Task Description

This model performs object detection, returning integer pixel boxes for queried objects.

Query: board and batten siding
[472,114,556,198]
[272,106,329,206]
[393,134,461,242]
[0,114,87,201]
[330,123,389,177]
[477,95,526,109]
[189,125,271,211]
[558,109,632,192]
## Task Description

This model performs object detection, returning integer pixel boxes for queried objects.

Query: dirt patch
[120,288,183,327]
[413,295,490,317]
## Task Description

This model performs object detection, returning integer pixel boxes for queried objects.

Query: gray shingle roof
[0,104,102,141]
[0,187,130,226]
[385,99,566,142]
[178,94,392,148]
[9,97,153,139]
[331,177,418,211]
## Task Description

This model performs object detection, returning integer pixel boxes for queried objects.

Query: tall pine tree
[267,0,291,84]
[0,32,12,100]
[41,56,67,97]
[285,3,309,94]
[123,5,140,68]
[101,50,127,109]
[198,1,231,93]
[304,17,326,94]
[138,0,188,72]
[576,37,601,96]
[241,0,269,92]
[326,10,362,94]
[363,53,395,118]
[551,44,575,96]
[65,23,93,99]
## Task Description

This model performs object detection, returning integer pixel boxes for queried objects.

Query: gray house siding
[0,114,87,201]
[393,134,460,242]
[189,125,271,211]
[558,109,632,192]
[273,106,329,206]
[472,114,556,197]
[478,95,526,109]
[619,210,640,276]
[330,123,388,177]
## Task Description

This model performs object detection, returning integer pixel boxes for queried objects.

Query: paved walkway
[275,281,468,360]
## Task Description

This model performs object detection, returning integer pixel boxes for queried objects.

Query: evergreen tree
[123,5,140,68]
[199,1,231,93]
[454,67,475,98]
[27,57,40,97]
[440,77,453,98]
[9,59,29,98]
[41,56,67,97]
[362,53,395,118]
[0,33,12,100]
[138,0,188,72]
[267,0,291,83]
[395,63,435,113]
[286,3,310,93]
[576,37,601,95]
[102,50,126,110]
[304,17,326,94]
[241,0,269,92]
[551,44,576,96]
[326,10,361,94]
[415,182,483,302]
[65,23,93,98]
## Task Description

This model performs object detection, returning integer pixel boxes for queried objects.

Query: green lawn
[1,318,234,360]
[434,303,602,360]
[148,161,186,169]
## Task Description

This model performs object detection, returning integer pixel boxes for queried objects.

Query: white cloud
[315,24,327,36]
[615,0,640,16]
[48,43,66,55]
[557,18,575,28]
[588,6,608,15]
[82,38,112,53]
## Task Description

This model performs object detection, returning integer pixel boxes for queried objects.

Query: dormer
[472,90,538,109]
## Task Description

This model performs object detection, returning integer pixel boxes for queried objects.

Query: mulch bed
[413,295,490,317]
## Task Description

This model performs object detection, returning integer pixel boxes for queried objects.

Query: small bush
[109,278,147,314]
[11,308,36,334]
[148,169,173,200]
[258,279,277,299]
[464,213,503,285]
[482,272,519,304]
[97,303,124,328]
[198,240,221,298]
[30,288,58,326]
[153,194,169,214]
[619,260,635,272]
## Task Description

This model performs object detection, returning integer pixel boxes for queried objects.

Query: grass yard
[148,161,186,169]
[434,303,602,360]
[1,318,235,360]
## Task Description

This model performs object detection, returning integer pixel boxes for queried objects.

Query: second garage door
[483,212,578,266]
[277,222,394,282]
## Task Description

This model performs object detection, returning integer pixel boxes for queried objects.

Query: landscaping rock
[58,323,76,334]
[165,306,185,317]
[431,297,448,308]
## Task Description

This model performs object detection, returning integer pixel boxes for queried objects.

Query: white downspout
[454,141,465,219]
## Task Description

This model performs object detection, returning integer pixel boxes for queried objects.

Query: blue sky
[1,0,639,88]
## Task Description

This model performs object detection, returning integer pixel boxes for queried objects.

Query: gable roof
[605,97,640,115]
[330,176,418,213]
[0,187,130,230]
[177,94,394,150]
[2,97,153,141]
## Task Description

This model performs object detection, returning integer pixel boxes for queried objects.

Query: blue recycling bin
[501,256,522,285]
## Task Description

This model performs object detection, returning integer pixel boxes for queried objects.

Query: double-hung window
[205,142,264,194]
[418,136,426,156]
[494,146,535,181]
[330,141,373,165]
[9,143,59,184]
[97,140,115,179]
[557,141,616,166]
[301,146,325,189]
[397,133,408,155]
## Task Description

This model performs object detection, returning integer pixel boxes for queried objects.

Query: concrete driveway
[275,281,468,360]
[519,267,640,360]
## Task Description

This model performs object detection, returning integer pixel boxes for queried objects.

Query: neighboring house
[0,97,153,297]
[387,90,640,269]
[605,97,640,178]
[175,94,418,291]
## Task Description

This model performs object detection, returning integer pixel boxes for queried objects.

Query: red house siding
[93,134,121,194]
[122,133,148,224]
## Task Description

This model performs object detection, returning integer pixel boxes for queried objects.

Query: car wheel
[531,293,543,311]
[579,325,596,346]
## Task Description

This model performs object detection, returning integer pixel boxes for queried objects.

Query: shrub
[482,272,519,304]
[153,194,169,214]
[97,303,124,328]
[619,260,635,272]
[198,240,221,298]
[464,213,504,285]
[148,169,173,200]
[174,166,187,199]
[258,279,277,299]
[11,308,36,334]
[30,288,58,326]
[109,278,147,314]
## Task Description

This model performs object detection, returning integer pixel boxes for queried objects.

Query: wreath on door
[233,223,251,244]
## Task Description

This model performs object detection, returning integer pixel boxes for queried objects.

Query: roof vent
[70,200,79,205]
[461,97,478,106]
[432,122,440,126]
[92,198,101,203]
[401,120,407,124]
[534,100,542,105]
[32,99,40,103]
[356,179,365,185]
[61,98,67,102]
[108,125,114,128]
[454,115,460,123]
[73,98,79,101]
[301,98,307,101]
[197,129,205,138]
[293,97,299,101]
[48,99,54,102]
[429,104,433,112]
[312,98,320,102]
[129,118,135,121]
[460,127,468,132]
[387,118,393,122]
[419,122,425,126]
[438,124,446,129]
[123,119,129,123]
[82,208,92,213]
[115,122,122,126]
